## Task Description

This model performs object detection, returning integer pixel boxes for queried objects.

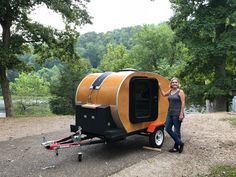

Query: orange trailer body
[74,70,169,135]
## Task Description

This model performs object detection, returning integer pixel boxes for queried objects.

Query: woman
[159,77,185,153]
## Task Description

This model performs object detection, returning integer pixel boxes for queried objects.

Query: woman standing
[159,77,185,153]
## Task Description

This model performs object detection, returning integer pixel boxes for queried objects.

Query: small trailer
[42,69,169,161]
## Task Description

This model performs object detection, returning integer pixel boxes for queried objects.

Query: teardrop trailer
[42,69,169,161]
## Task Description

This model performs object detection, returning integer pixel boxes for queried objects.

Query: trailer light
[107,122,111,126]
[83,115,87,118]
[91,115,95,119]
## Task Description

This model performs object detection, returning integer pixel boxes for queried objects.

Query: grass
[14,108,54,117]
[1,98,54,117]
[228,117,236,125]
[199,165,236,177]
[222,116,236,126]
[13,101,54,117]
[223,116,236,126]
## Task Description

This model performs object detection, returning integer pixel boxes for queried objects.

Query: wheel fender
[147,121,165,133]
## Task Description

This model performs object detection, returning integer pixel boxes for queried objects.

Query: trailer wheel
[149,127,164,148]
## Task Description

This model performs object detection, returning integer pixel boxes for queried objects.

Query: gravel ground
[0,113,235,177]
[111,113,236,177]
[0,116,74,142]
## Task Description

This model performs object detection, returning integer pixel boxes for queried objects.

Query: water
[0,100,6,118]
[233,96,236,112]
[0,112,6,117]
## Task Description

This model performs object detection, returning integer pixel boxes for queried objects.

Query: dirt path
[111,113,236,177]
[0,113,235,177]
[0,116,74,142]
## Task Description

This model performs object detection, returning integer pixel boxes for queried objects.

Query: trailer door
[129,77,158,123]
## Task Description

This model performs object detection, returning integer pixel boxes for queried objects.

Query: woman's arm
[159,83,170,97]
[179,89,185,120]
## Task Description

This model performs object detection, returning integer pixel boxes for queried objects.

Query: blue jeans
[165,114,183,147]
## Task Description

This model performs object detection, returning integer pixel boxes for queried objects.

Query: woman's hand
[159,82,171,97]
[179,112,185,120]
[179,90,185,121]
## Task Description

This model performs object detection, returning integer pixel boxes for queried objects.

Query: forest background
[0,0,235,117]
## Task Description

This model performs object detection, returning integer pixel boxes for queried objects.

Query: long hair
[170,77,180,88]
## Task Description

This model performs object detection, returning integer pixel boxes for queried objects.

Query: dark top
[168,90,181,116]
[90,72,112,89]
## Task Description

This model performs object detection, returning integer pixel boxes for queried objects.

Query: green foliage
[77,24,191,79]
[198,165,236,177]
[153,42,192,78]
[170,0,236,108]
[127,23,173,72]
[0,0,91,117]
[94,23,192,81]
[134,23,174,71]
[77,26,141,67]
[9,54,64,83]
[76,32,105,67]
[227,117,236,126]
[49,59,91,115]
[99,44,130,71]
[36,65,62,84]
[11,72,49,97]
[13,101,53,117]
[125,23,191,80]
[91,67,102,73]
[0,0,91,69]
[10,72,50,115]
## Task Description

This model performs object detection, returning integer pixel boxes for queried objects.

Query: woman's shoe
[169,148,178,153]
[179,143,184,153]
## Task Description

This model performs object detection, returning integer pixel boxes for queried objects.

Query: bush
[10,72,51,116]
[49,97,73,115]
[49,59,91,115]
[13,99,53,116]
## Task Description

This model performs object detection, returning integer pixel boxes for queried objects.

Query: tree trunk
[212,57,227,112]
[213,96,227,112]
[0,66,14,117]
[205,99,214,113]
[0,2,14,117]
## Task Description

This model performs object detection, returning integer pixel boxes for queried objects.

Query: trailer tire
[149,127,164,148]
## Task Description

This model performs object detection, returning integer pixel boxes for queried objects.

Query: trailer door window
[129,77,158,123]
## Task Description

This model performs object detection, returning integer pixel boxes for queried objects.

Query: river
[0,100,6,118]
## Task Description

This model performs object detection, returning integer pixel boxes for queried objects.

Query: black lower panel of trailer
[71,104,126,141]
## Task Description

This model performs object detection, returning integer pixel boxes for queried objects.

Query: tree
[10,72,50,114]
[49,59,91,115]
[76,26,141,68]
[0,0,91,117]
[129,23,174,72]
[36,65,62,84]
[127,23,190,78]
[170,0,236,111]
[99,43,130,72]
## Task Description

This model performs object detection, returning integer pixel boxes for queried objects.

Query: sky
[31,0,174,34]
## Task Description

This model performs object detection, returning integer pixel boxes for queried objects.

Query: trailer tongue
[41,127,106,161]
